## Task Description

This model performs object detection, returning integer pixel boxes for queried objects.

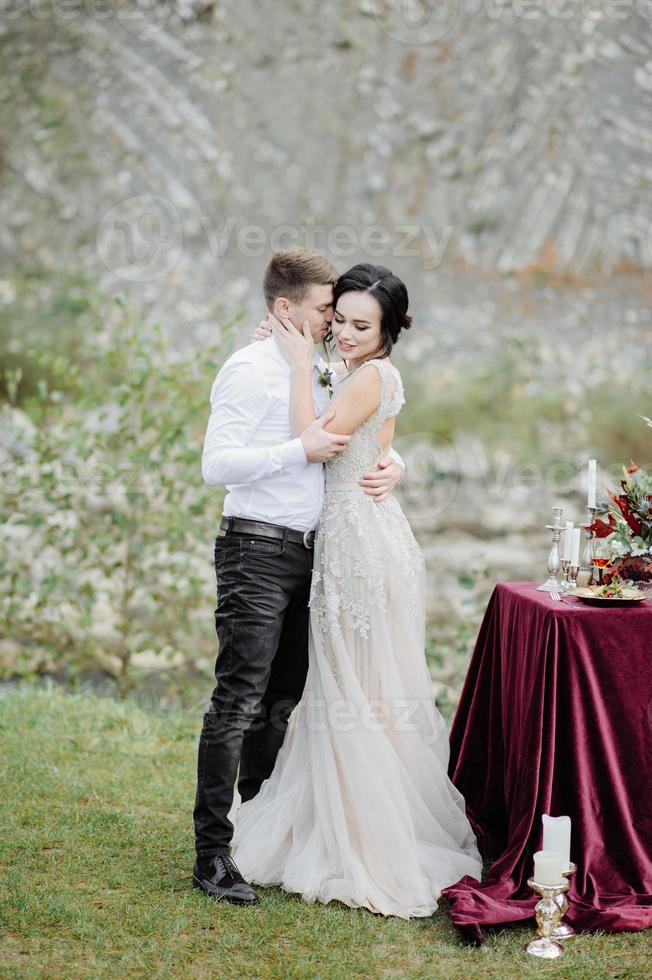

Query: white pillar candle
[562,521,574,562]
[570,527,581,567]
[588,458,597,508]
[533,849,565,886]
[542,814,572,871]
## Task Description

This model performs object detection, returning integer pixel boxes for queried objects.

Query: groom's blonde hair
[263,248,338,310]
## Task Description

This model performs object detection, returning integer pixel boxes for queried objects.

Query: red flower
[627,460,639,474]
[588,516,617,538]
[608,490,642,535]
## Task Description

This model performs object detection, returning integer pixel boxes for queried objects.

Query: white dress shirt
[201,335,403,532]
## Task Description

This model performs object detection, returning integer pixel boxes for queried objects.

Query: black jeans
[193,525,314,857]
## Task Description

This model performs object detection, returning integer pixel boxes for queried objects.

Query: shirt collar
[268,332,325,371]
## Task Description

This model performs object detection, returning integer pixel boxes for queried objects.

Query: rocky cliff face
[2,1,651,340]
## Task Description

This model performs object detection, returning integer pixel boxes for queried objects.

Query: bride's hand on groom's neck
[249,314,273,344]
[248,311,285,345]
[271,314,315,371]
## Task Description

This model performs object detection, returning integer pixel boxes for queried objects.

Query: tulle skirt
[230,489,481,918]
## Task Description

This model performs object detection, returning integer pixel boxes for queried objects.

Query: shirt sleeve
[201,360,307,486]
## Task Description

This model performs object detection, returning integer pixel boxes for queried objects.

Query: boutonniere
[315,363,335,398]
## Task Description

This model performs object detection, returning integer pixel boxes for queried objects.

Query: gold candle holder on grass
[551,862,577,940]
[525,877,571,959]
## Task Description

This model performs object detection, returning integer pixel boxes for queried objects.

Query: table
[442,582,652,942]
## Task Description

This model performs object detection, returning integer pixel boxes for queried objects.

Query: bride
[230,263,481,918]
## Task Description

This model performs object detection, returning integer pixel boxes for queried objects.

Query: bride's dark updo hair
[332,263,412,357]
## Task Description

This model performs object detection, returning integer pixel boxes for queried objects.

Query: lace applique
[314,499,381,637]
[310,494,423,649]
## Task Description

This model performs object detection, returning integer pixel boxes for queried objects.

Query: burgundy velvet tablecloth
[442,582,652,942]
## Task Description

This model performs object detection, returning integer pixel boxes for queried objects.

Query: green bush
[400,332,652,468]
[0,298,238,695]
[0,270,98,404]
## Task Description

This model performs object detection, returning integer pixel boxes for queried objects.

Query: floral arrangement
[587,414,652,570]
[589,461,652,560]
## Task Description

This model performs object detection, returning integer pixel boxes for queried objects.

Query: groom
[192,248,405,904]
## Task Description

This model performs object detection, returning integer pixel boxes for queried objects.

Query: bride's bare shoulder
[333,361,382,401]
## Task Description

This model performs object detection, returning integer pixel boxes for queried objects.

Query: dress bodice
[324,358,405,487]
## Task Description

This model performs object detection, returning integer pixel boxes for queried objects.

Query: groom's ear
[274,296,291,317]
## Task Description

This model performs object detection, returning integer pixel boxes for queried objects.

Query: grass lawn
[0,686,650,979]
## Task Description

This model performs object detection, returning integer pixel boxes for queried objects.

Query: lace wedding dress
[230,358,481,918]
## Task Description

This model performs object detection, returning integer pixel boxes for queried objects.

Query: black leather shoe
[192,851,260,905]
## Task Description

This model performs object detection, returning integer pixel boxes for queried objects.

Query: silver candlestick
[560,558,571,592]
[576,506,597,588]
[537,507,564,593]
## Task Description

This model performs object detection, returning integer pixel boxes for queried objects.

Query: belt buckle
[302,530,314,550]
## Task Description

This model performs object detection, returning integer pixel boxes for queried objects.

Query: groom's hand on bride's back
[300,411,351,463]
[359,457,403,502]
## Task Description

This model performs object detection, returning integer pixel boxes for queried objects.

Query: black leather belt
[219,516,315,549]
